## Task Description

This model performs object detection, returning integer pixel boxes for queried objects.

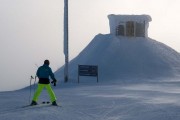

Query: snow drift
[55,34,180,82]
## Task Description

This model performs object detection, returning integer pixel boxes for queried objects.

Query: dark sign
[78,65,98,83]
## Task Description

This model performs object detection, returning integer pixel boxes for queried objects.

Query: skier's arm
[49,68,56,81]
[36,68,40,78]
[48,67,57,86]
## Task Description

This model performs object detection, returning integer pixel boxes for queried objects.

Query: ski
[21,103,61,108]
[0,103,61,114]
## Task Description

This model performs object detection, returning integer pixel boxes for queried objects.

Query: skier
[30,60,58,106]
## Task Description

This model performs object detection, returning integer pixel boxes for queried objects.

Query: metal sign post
[64,0,69,82]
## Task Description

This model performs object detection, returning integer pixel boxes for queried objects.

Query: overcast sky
[0,0,180,91]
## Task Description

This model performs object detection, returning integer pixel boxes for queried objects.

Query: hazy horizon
[0,0,180,91]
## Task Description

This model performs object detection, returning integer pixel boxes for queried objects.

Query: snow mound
[55,34,180,82]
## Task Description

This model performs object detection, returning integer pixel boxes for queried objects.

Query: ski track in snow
[1,80,180,120]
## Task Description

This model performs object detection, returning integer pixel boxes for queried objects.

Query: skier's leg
[32,84,45,102]
[45,84,57,102]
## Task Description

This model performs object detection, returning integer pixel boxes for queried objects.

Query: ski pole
[29,76,34,104]
[34,76,37,93]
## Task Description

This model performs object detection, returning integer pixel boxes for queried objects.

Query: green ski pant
[32,84,56,102]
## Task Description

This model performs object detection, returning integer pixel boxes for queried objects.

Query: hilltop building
[108,14,152,37]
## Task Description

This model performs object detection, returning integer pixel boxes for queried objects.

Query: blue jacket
[36,64,55,80]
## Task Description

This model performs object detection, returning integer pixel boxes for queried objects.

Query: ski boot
[30,100,38,106]
[52,101,58,106]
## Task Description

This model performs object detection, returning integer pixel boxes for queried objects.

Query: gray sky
[0,0,180,91]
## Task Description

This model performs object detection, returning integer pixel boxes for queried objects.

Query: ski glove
[51,79,57,86]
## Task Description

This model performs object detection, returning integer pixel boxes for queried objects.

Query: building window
[126,21,134,37]
[136,22,145,37]
[115,21,146,37]
[116,25,124,36]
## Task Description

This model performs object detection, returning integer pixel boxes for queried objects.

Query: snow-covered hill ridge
[55,34,180,82]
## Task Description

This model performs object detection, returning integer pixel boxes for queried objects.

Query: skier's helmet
[44,60,50,65]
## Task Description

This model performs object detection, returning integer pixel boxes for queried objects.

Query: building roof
[108,14,152,22]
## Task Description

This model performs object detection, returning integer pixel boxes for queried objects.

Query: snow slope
[55,34,180,82]
[1,34,180,120]
[1,80,180,120]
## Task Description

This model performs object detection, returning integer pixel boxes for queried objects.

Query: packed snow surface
[1,79,180,120]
